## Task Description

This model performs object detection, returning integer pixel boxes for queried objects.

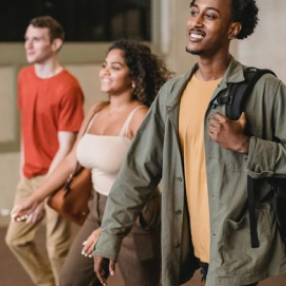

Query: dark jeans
[199,261,258,286]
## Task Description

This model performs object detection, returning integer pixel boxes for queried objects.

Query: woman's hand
[11,197,40,223]
[81,228,101,258]
[25,202,45,224]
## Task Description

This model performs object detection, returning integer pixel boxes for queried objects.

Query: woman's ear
[228,22,242,40]
[51,38,63,52]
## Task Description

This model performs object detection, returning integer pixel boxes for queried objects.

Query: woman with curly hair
[12,39,172,286]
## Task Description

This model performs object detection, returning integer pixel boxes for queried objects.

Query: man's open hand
[93,256,115,285]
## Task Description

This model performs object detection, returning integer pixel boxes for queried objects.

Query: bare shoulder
[80,101,109,132]
[129,105,149,135]
[88,101,109,113]
[87,101,109,116]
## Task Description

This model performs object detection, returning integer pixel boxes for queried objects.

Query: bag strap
[226,67,276,120]
[65,102,108,189]
[215,67,276,248]
[233,68,276,248]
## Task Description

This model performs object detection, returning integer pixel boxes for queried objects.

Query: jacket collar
[166,55,245,111]
[165,55,245,136]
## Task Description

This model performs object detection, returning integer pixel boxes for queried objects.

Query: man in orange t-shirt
[5,16,84,286]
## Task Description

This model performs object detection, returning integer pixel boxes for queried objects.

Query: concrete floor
[1,226,285,286]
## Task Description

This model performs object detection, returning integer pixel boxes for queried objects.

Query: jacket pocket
[136,188,161,230]
[222,150,248,172]
[222,207,272,273]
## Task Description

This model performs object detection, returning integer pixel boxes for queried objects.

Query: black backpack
[214,67,286,249]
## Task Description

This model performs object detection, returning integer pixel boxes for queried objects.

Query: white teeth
[102,78,111,83]
[190,33,204,39]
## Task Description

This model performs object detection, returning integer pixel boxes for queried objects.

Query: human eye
[204,12,218,20]
[101,62,107,68]
[33,37,41,42]
[111,64,121,71]
[190,9,198,17]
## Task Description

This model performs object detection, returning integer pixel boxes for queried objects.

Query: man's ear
[51,38,63,52]
[228,22,242,40]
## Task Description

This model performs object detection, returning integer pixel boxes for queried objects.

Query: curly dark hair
[108,39,173,107]
[230,0,259,40]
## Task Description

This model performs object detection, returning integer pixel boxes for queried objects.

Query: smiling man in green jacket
[93,0,286,285]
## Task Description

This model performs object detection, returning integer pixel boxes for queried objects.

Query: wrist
[32,192,44,205]
[236,135,250,154]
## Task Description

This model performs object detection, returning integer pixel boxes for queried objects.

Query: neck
[108,92,134,113]
[34,57,63,79]
[196,52,231,81]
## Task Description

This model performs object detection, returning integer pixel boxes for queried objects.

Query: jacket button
[175,210,182,215]
[177,177,183,182]
[174,243,181,248]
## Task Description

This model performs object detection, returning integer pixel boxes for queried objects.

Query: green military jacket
[94,57,286,286]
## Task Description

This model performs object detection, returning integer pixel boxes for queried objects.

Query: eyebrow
[103,60,125,66]
[190,3,221,14]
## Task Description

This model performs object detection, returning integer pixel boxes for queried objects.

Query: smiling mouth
[189,30,206,40]
[102,78,111,83]
[191,33,204,39]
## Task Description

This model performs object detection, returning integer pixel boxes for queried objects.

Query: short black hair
[230,0,259,40]
[190,0,259,40]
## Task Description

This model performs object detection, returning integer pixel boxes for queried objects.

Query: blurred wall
[236,0,286,82]
[0,0,286,225]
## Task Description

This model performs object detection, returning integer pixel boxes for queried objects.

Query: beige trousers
[5,176,72,286]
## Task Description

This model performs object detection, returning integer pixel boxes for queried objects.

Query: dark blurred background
[0,0,151,42]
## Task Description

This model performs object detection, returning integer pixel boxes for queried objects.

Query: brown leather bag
[47,166,92,225]
[47,103,107,225]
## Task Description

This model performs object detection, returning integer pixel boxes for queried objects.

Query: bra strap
[119,105,145,137]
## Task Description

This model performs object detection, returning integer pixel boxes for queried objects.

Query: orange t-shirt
[18,66,84,178]
[179,74,221,263]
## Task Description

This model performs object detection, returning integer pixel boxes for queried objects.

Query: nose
[25,39,32,50]
[188,14,204,28]
[102,66,110,75]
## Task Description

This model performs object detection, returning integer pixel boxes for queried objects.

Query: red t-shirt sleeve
[58,86,84,132]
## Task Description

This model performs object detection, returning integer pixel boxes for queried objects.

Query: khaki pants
[5,176,72,286]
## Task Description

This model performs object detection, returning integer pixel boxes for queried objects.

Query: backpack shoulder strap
[226,67,276,120]
[225,67,277,249]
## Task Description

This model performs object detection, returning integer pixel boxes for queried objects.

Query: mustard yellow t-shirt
[179,74,221,263]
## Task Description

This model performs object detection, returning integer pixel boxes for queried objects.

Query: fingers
[28,212,39,224]
[26,214,33,224]
[11,202,34,222]
[82,229,101,258]
[211,112,226,123]
[208,113,225,134]
[238,112,247,126]
[86,240,97,256]
[94,256,108,286]
[82,239,93,258]
[109,260,116,276]
[11,207,29,222]
[13,214,29,222]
